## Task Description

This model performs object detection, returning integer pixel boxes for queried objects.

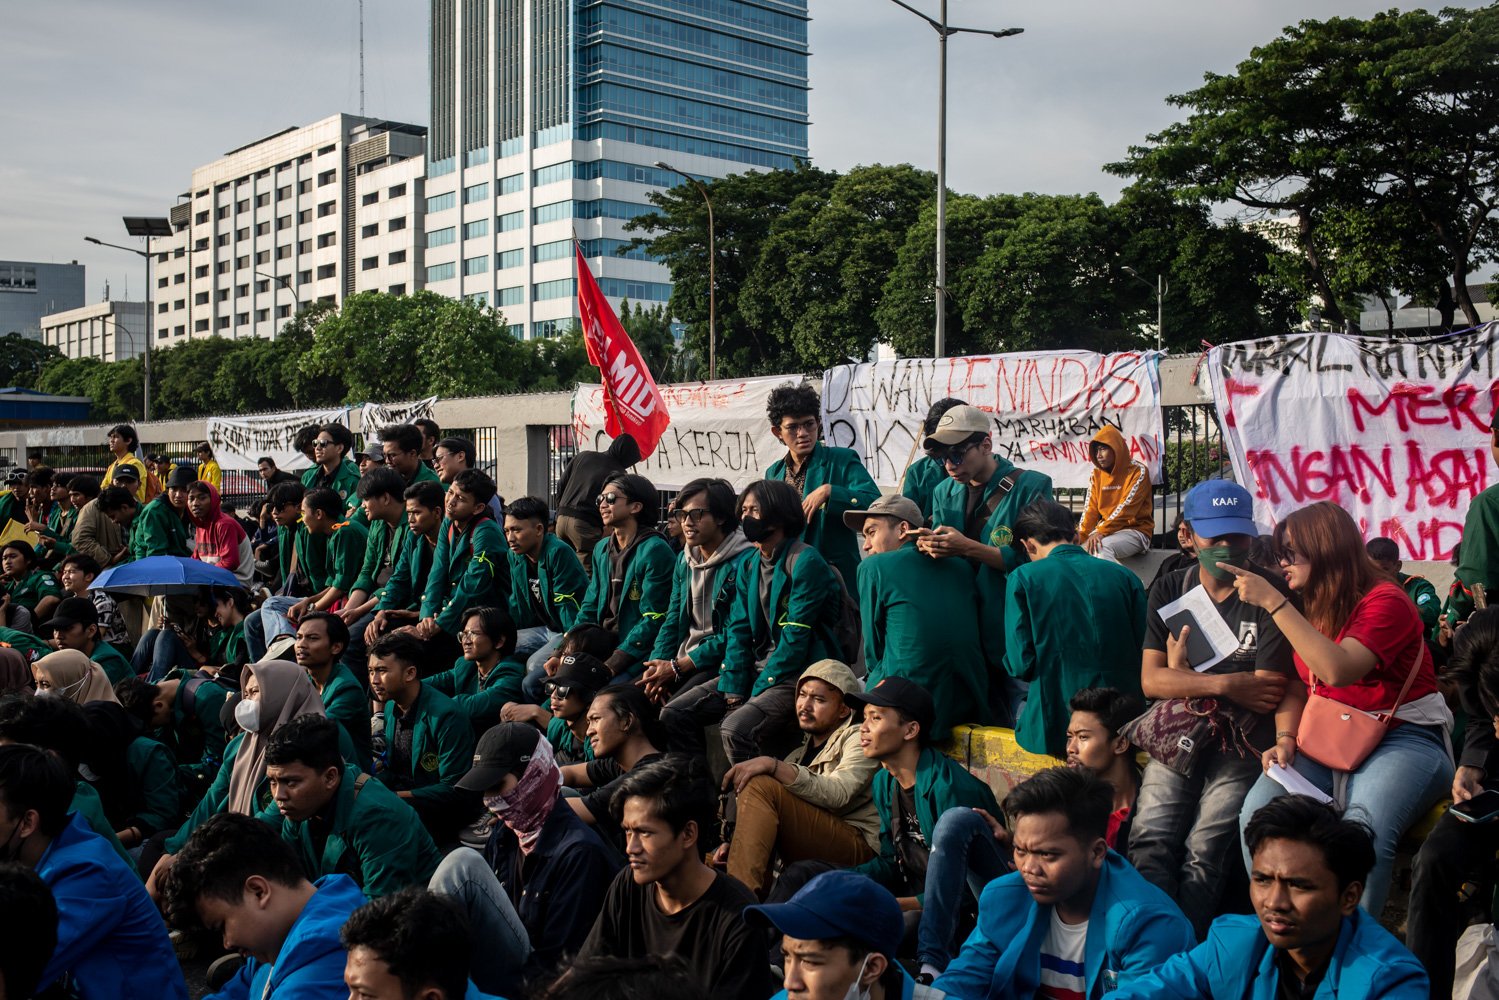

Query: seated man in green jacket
[262,714,442,899]
[917,404,1054,724]
[576,473,676,681]
[338,467,411,673]
[668,479,845,764]
[846,494,989,741]
[363,480,445,653]
[762,382,880,589]
[428,605,525,736]
[504,495,589,702]
[368,631,478,842]
[295,611,373,772]
[417,470,508,654]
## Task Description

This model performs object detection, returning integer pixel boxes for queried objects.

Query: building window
[255,279,269,293]
[276,304,292,319]
[235,312,249,325]
[195,210,209,224]
[217,289,230,302]
[533,162,571,186]
[316,263,336,279]
[216,206,230,220]
[298,270,312,285]
[426,262,456,282]
[499,173,524,195]
[217,317,230,329]
[533,239,571,263]
[466,291,489,306]
[388,283,407,295]
[319,169,336,186]
[317,233,336,249]
[157,302,168,314]
[362,256,379,271]
[174,273,185,285]
[256,192,270,207]
[498,286,524,306]
[298,239,313,254]
[174,299,185,310]
[498,211,524,232]
[462,182,489,204]
[277,215,292,231]
[361,223,379,238]
[533,201,572,224]
[216,234,230,247]
[216,262,230,275]
[463,256,489,275]
[362,192,379,206]
[427,227,456,248]
[426,191,456,213]
[298,179,311,194]
[255,250,270,265]
[194,264,209,278]
[277,185,291,201]
[388,183,407,198]
[388,250,406,265]
[277,245,293,260]
[388,216,407,232]
[255,308,269,322]
[236,227,249,242]
[195,319,210,332]
[533,278,575,300]
[236,255,250,270]
[255,221,270,236]
[463,219,489,240]
[236,199,249,213]
[318,144,336,156]
[498,248,523,270]
[236,284,249,297]
[157,276,168,289]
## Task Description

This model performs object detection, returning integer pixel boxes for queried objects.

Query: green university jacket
[320,663,374,773]
[930,456,1054,666]
[578,531,677,676]
[1003,544,1147,757]
[505,534,589,634]
[765,442,880,588]
[858,541,989,739]
[853,746,1000,902]
[302,459,363,517]
[719,540,842,699]
[267,762,442,900]
[376,533,437,612]
[651,546,756,676]
[422,514,509,635]
[899,455,948,521]
[129,496,192,560]
[428,655,526,735]
[351,517,408,597]
[376,683,476,810]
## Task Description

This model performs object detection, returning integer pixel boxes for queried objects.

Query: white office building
[40,300,147,362]
[152,114,427,346]
[422,0,810,339]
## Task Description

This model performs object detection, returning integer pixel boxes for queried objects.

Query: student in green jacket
[899,397,965,520]
[428,606,525,736]
[262,714,442,899]
[363,481,445,651]
[504,495,589,701]
[762,382,880,589]
[81,700,181,854]
[846,494,989,741]
[419,469,509,647]
[670,479,844,763]
[0,540,62,633]
[1004,500,1146,758]
[132,667,234,805]
[131,465,196,560]
[577,473,676,681]
[1367,536,1442,635]
[42,595,133,685]
[918,404,1054,723]
[301,422,364,521]
[378,423,447,493]
[368,631,478,841]
[644,478,754,719]
[28,470,77,567]
[293,611,373,772]
[339,467,411,672]
[847,678,1001,898]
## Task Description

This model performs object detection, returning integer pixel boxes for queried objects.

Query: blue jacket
[1101,910,1429,1000]
[936,851,1193,1000]
[35,812,188,1000]
[208,874,365,1000]
[481,797,622,989]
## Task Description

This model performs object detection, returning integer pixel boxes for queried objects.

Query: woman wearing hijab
[32,648,118,704]
[143,659,355,895]
[0,646,33,694]
[79,700,180,852]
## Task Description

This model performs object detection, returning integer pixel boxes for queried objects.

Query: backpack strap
[353,773,371,796]
[978,470,1021,525]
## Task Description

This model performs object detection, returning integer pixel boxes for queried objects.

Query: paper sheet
[1266,761,1334,804]
[1158,586,1241,672]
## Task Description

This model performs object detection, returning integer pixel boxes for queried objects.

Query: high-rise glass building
[425,0,809,338]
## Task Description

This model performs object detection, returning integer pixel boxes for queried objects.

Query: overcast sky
[2,0,1484,302]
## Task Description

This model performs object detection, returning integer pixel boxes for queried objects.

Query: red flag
[576,244,671,455]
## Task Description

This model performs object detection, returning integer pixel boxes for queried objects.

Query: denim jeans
[133,628,196,683]
[1128,753,1261,939]
[518,627,563,703]
[1237,721,1453,915]
[244,596,300,661]
[917,807,1013,971]
[429,847,529,997]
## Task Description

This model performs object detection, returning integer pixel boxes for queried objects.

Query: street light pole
[1122,266,1167,351]
[256,270,301,313]
[885,0,1021,358]
[654,160,716,380]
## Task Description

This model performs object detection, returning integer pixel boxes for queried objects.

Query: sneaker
[459,810,498,850]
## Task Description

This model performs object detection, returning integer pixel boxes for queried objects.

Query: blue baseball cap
[744,870,903,959]
[1182,480,1257,538]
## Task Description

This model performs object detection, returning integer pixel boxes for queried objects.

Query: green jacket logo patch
[628,582,641,601]
[419,751,439,773]
[990,525,1013,547]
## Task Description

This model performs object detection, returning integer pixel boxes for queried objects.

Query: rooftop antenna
[359,0,366,116]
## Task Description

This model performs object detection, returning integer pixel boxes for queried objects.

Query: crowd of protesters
[6,378,1499,999]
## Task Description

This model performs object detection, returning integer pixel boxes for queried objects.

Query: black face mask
[741,516,773,543]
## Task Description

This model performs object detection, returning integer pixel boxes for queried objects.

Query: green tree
[0,335,63,389]
[618,300,679,380]
[627,162,837,376]
[1110,7,1499,329]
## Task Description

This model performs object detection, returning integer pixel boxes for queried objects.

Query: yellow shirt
[197,459,223,491]
[102,455,150,502]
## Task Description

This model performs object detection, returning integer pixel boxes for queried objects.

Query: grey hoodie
[678,527,753,661]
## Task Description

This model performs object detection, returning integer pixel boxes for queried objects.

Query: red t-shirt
[1294,581,1435,712]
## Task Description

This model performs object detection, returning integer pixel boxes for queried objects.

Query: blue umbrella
[91,556,242,597]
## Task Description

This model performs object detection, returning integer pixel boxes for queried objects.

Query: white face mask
[843,954,872,1000]
[234,698,261,733]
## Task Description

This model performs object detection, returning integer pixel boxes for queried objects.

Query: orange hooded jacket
[1078,425,1154,538]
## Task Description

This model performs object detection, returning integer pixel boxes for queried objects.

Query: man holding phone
[1409,606,1499,996]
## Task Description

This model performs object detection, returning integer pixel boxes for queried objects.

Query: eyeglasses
[779,418,819,436]
[596,492,623,506]
[456,629,484,640]
[1277,546,1305,566]
[313,439,336,448]
[670,508,711,524]
[937,441,980,466]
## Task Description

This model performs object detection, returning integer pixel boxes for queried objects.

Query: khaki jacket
[786,717,879,851]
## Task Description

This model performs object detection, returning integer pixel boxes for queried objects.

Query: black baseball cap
[111,464,140,482]
[551,652,611,696]
[456,722,542,792]
[39,596,98,634]
[845,676,936,741]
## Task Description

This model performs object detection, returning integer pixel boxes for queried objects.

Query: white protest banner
[571,376,786,490]
[360,397,438,436]
[1207,329,1499,561]
[821,351,1163,489]
[206,407,350,472]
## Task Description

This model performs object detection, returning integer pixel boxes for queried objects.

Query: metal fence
[543,402,1233,547]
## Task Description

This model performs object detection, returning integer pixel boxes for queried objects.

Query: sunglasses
[1277,546,1305,565]
[669,508,711,524]
[544,683,573,699]
[313,439,336,448]
[935,441,979,466]
[596,492,625,506]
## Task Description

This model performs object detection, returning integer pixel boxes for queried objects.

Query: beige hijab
[33,649,119,705]
[226,660,327,816]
